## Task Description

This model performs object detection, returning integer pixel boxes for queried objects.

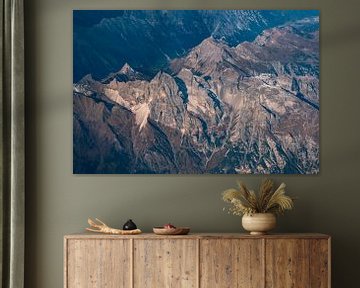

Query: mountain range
[73,10,319,174]
[73,10,318,81]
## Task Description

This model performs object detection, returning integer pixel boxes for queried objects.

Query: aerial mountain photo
[73,10,320,174]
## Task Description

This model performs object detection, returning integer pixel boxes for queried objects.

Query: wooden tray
[153,227,190,235]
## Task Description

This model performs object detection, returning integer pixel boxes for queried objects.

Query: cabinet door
[200,239,264,288]
[134,239,198,288]
[309,239,330,288]
[66,239,131,288]
[265,239,311,288]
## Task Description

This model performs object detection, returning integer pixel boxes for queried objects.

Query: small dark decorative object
[123,219,137,230]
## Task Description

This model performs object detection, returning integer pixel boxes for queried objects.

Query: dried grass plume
[222,179,294,216]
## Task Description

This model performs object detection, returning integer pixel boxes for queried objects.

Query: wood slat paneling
[200,239,264,288]
[133,239,198,288]
[66,239,131,288]
[265,239,310,288]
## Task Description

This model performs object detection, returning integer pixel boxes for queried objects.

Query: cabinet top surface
[64,232,330,240]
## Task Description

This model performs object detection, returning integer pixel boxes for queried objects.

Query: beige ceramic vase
[242,213,276,235]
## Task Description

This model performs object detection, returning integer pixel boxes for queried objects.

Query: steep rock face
[74,92,182,174]
[73,16,319,174]
[74,67,231,173]
[169,17,319,173]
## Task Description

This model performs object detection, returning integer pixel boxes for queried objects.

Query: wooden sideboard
[64,233,330,288]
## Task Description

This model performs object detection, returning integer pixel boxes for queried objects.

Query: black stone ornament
[123,219,137,230]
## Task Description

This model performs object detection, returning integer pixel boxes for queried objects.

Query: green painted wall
[24,0,360,287]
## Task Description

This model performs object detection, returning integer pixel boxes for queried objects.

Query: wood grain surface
[64,234,331,288]
[200,239,264,288]
[133,239,198,288]
[65,233,330,240]
[66,239,131,288]
[265,239,310,288]
[310,239,330,288]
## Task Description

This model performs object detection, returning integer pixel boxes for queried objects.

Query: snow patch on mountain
[134,102,150,131]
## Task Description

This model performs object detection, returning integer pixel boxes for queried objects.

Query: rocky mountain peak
[78,74,95,84]
[199,36,219,47]
[192,37,225,59]
[119,62,135,74]
[175,37,231,76]
[102,63,147,84]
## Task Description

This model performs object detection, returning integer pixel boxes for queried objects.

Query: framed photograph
[73,10,319,174]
